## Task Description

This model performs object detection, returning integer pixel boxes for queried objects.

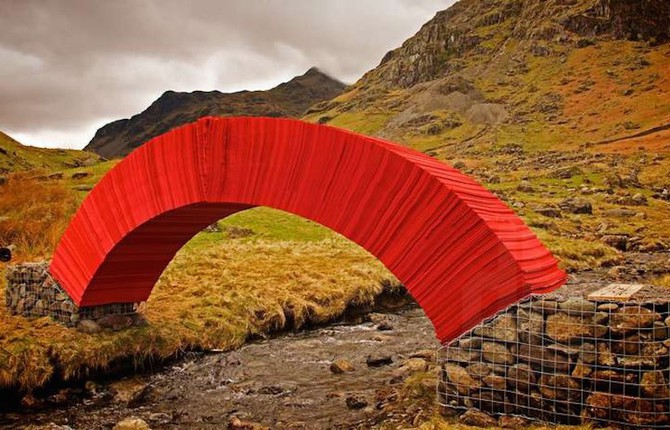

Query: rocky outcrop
[372,0,525,88]
[367,0,669,89]
[440,283,670,428]
[564,0,670,43]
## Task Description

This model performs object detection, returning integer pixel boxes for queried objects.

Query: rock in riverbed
[109,378,149,406]
[366,354,393,367]
[376,321,394,331]
[330,359,355,374]
[228,416,269,430]
[113,417,150,430]
[402,357,428,372]
[345,394,368,409]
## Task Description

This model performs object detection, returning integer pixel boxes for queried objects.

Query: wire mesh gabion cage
[5,262,142,326]
[438,283,670,428]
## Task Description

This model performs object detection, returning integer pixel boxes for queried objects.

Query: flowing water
[2,306,439,429]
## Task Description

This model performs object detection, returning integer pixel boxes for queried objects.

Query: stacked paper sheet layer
[50,117,566,343]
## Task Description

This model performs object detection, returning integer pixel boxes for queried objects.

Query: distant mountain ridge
[86,67,346,158]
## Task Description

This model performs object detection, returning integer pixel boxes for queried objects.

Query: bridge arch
[50,117,565,342]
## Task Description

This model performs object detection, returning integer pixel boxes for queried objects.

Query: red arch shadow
[50,117,565,342]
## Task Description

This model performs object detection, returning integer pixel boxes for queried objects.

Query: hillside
[0,131,99,175]
[308,0,670,148]
[306,0,670,270]
[86,67,347,158]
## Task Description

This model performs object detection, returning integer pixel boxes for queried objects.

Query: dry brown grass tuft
[0,174,79,261]
[536,231,622,271]
[651,274,670,288]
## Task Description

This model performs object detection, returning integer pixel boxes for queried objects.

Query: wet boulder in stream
[113,417,150,430]
[366,353,393,367]
[330,359,355,374]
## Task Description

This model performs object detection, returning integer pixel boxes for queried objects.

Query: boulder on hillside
[602,234,629,251]
[535,206,562,218]
[516,180,534,192]
[559,197,592,214]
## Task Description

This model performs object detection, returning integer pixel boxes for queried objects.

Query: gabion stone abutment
[440,282,670,429]
[5,263,143,331]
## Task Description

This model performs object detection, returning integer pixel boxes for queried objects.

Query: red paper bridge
[50,117,566,342]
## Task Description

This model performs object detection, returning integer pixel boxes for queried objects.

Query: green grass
[216,207,334,242]
[0,131,101,174]
[326,110,393,136]
[536,231,621,271]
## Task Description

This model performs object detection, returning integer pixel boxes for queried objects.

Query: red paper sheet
[50,117,566,343]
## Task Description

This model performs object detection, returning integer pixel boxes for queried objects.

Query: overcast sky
[0,0,453,149]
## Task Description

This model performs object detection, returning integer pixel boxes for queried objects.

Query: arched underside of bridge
[50,117,566,343]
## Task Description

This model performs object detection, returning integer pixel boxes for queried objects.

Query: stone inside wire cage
[5,262,143,327]
[439,283,670,428]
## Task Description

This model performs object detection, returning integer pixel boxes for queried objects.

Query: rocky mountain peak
[86,68,346,158]
[304,66,325,75]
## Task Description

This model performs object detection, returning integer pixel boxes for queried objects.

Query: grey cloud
[0,0,453,148]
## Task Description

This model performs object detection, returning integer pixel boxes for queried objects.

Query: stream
[1,306,439,429]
